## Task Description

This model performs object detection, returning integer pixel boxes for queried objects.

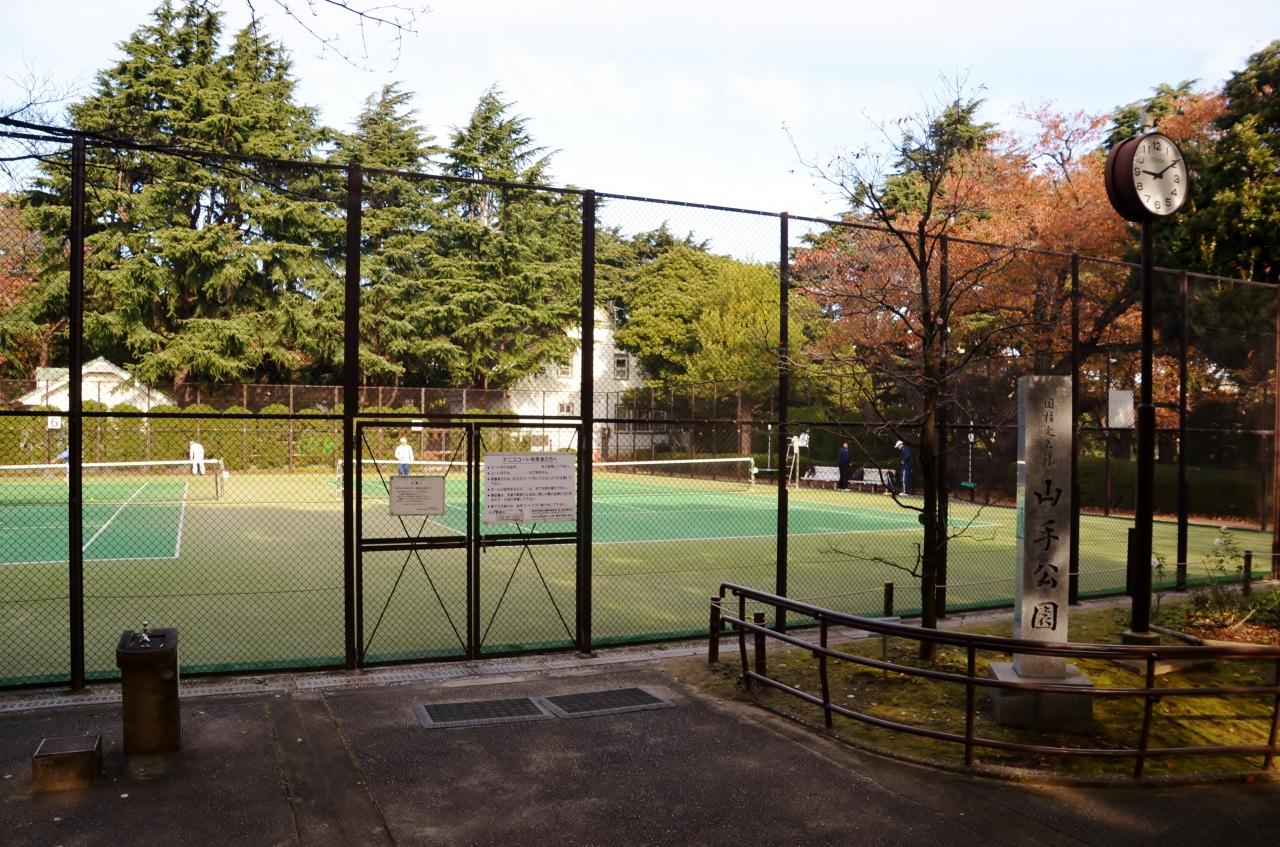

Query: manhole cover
[414,697,552,729]
[539,687,673,719]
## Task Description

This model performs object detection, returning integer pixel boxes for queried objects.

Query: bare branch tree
[244,0,427,69]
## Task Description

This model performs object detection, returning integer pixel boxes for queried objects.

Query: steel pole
[576,190,596,654]
[1069,254,1081,604]
[1273,289,1280,574]
[69,135,86,689]
[1177,271,1189,588]
[343,163,362,668]
[776,213,790,633]
[1130,217,1156,637]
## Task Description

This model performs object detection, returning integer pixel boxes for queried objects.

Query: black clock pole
[1129,216,1157,640]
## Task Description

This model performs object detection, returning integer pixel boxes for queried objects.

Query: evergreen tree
[19,1,334,387]
[331,84,448,385]
[424,88,580,389]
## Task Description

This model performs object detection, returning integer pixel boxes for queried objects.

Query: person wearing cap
[895,439,914,495]
[394,436,414,476]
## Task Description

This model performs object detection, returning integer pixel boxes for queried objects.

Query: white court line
[173,482,189,557]
[81,482,149,554]
[8,555,180,568]
[592,525,929,545]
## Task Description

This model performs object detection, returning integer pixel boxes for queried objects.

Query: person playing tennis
[394,437,414,476]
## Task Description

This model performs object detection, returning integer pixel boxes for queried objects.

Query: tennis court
[1,455,1272,685]
[0,460,222,565]
[350,457,997,543]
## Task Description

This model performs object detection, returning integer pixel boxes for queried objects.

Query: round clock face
[1129,133,1186,216]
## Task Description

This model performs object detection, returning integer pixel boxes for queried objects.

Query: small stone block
[987,661,1094,733]
[32,735,102,792]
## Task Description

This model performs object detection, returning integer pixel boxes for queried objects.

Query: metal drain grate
[538,687,673,719]
[414,697,552,729]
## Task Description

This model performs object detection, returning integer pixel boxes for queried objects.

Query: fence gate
[355,419,583,665]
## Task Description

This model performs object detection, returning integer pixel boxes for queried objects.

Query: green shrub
[102,403,145,462]
[1075,456,1262,519]
[212,406,251,472]
[293,408,338,470]
[146,404,187,462]
[251,403,291,470]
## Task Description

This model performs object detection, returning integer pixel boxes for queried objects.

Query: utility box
[116,627,180,755]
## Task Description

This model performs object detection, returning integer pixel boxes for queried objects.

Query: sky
[1,0,1278,223]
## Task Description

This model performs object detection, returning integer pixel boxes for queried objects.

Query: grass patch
[687,600,1280,781]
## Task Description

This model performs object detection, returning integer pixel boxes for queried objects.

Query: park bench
[801,466,893,492]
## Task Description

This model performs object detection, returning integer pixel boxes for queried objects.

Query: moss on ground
[678,598,1280,781]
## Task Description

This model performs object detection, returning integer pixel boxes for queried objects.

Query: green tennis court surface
[353,471,990,542]
[0,480,187,564]
[2,464,1271,687]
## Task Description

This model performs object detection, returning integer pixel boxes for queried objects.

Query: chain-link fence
[1,123,1276,688]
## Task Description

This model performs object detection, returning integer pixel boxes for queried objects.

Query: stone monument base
[986,662,1094,733]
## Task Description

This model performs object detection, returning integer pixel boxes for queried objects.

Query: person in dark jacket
[836,442,850,490]
[895,440,914,495]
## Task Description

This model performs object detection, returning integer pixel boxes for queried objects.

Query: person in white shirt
[189,440,206,476]
[394,437,414,476]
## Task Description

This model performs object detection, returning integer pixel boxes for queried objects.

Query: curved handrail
[711,582,1280,777]
[717,582,1280,661]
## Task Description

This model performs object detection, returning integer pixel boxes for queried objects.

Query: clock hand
[1142,170,1162,178]
[1156,158,1181,177]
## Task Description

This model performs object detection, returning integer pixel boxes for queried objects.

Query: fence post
[576,189,596,656]
[775,212,789,634]
[1126,527,1136,597]
[708,597,721,663]
[1177,271,1189,589]
[342,162,362,670]
[936,235,949,619]
[1244,551,1253,596]
[753,611,767,677]
[1274,287,1280,567]
[883,582,895,618]
[1070,254,1082,604]
[68,134,86,690]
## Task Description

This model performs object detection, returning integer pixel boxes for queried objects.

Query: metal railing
[709,583,1280,778]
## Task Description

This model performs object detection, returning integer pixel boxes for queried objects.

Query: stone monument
[988,375,1093,731]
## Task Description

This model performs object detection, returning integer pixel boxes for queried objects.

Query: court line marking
[81,482,148,555]
[7,553,181,566]
[173,482,189,558]
[590,525,930,545]
[1,487,186,566]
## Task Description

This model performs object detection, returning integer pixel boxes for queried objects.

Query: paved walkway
[2,643,1278,846]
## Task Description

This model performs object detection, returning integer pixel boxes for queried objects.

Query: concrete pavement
[2,645,1277,846]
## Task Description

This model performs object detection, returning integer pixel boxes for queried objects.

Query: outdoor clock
[1104,132,1188,222]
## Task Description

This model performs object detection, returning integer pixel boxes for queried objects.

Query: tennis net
[339,456,757,496]
[591,457,757,495]
[0,459,224,505]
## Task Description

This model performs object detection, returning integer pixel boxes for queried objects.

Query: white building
[17,357,173,411]
[507,308,663,457]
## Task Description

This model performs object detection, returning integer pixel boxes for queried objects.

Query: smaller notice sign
[46,415,62,431]
[484,452,576,524]
[389,475,446,516]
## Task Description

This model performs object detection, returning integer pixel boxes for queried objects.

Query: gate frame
[353,417,587,667]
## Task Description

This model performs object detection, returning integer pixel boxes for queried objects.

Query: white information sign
[388,475,446,516]
[483,452,576,524]
[46,415,62,431]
